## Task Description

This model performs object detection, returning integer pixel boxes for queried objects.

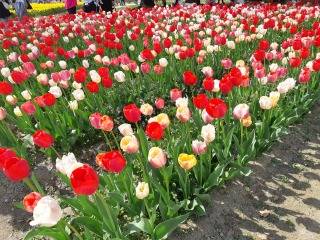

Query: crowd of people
[0,0,295,21]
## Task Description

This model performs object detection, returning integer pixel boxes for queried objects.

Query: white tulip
[118,123,134,136]
[135,182,149,200]
[72,89,85,101]
[49,86,62,98]
[68,100,78,111]
[21,90,32,100]
[114,71,125,82]
[201,124,216,143]
[30,196,63,227]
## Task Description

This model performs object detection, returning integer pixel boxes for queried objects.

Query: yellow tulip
[178,153,197,170]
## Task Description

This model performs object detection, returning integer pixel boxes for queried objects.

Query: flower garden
[0,2,320,240]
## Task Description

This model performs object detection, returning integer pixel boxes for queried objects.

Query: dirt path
[172,104,320,240]
[1,103,320,240]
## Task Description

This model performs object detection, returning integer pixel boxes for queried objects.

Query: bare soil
[1,103,320,240]
[172,104,320,240]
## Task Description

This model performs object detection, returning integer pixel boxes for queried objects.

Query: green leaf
[71,216,103,237]
[126,218,153,235]
[203,164,226,191]
[24,227,68,240]
[153,213,190,239]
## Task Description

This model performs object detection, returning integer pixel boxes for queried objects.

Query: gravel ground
[1,103,320,240]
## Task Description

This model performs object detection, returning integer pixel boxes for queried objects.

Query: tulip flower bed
[1,2,320,240]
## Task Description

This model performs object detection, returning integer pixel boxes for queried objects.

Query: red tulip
[3,157,30,182]
[123,103,141,123]
[313,59,320,72]
[289,57,302,68]
[0,82,13,95]
[32,130,54,148]
[23,192,42,213]
[0,148,16,169]
[101,76,113,88]
[70,164,99,195]
[202,77,214,91]
[183,70,197,86]
[86,82,99,93]
[42,93,56,107]
[192,93,208,109]
[253,49,265,62]
[74,67,87,83]
[11,70,28,84]
[96,150,126,173]
[258,39,269,50]
[206,98,228,119]
[145,122,164,141]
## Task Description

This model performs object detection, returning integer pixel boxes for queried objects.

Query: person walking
[100,0,113,12]
[83,0,99,13]
[64,0,77,14]
[14,0,28,19]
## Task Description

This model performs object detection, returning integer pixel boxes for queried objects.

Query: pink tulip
[51,72,61,83]
[155,98,165,109]
[21,101,36,116]
[170,88,182,102]
[233,104,250,120]
[201,109,214,124]
[299,68,311,84]
[89,112,102,129]
[23,62,36,76]
[141,62,151,74]
[221,58,233,69]
[59,70,71,81]
[153,65,163,75]
[0,107,7,120]
[192,140,207,155]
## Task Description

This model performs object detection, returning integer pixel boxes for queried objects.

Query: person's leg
[67,6,76,14]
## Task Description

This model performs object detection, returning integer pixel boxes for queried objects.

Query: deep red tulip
[192,94,208,109]
[183,70,197,86]
[123,103,141,123]
[11,70,28,84]
[70,164,99,195]
[96,150,126,173]
[206,98,228,119]
[86,82,99,93]
[42,93,56,107]
[74,67,87,83]
[145,122,164,141]
[3,157,30,182]
[32,130,54,148]
[0,82,13,95]
[0,148,16,169]
[202,77,214,91]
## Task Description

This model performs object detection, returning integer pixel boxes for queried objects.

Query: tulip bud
[21,90,32,100]
[72,89,85,101]
[178,153,197,170]
[201,124,216,143]
[120,135,139,154]
[148,147,167,168]
[259,96,272,110]
[192,140,207,155]
[140,103,154,116]
[135,182,149,200]
[0,107,7,120]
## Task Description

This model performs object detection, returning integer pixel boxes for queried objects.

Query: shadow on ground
[172,104,320,240]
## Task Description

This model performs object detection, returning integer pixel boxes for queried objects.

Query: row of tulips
[1,2,320,240]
